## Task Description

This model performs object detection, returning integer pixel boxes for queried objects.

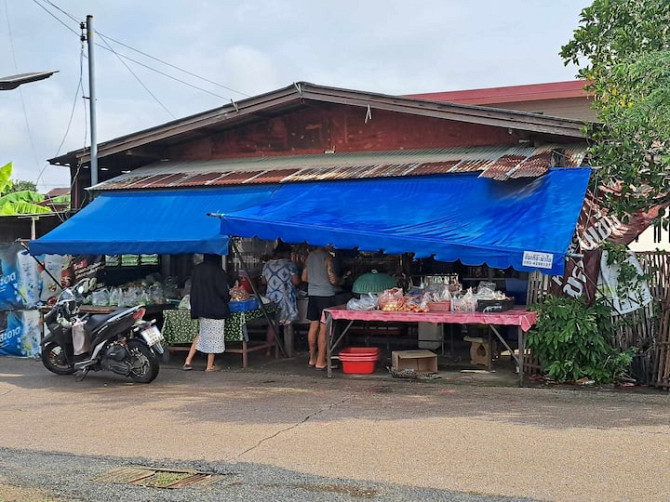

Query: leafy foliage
[560,0,670,220]
[0,162,13,194]
[527,295,634,384]
[0,162,51,215]
[8,179,37,193]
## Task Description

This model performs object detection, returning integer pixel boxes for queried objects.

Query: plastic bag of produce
[346,293,378,311]
[378,287,404,312]
[91,288,109,307]
[178,294,191,310]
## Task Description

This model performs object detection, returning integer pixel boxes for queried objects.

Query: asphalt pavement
[0,352,668,501]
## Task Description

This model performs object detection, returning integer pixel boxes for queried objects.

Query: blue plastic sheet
[29,187,277,256]
[30,168,590,275]
[217,169,591,275]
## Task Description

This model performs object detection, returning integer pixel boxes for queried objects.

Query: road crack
[234,395,354,459]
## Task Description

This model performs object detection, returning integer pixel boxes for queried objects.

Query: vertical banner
[550,190,659,305]
[0,243,40,310]
[0,310,41,357]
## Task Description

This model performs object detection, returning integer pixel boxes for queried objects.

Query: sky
[1,0,592,191]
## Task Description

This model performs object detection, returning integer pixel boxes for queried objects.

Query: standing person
[261,240,301,355]
[183,254,231,372]
[302,245,344,370]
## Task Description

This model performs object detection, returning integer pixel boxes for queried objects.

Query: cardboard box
[391,350,438,372]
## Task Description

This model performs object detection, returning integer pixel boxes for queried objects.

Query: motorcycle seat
[85,312,121,333]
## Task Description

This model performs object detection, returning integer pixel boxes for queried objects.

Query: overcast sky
[1,0,592,191]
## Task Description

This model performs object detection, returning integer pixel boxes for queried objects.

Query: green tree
[8,179,37,193]
[560,0,670,221]
[0,162,51,215]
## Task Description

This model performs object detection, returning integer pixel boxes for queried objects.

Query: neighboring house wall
[629,210,670,252]
[479,98,597,122]
[407,80,597,122]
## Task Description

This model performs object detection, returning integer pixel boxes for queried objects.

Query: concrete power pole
[82,15,98,187]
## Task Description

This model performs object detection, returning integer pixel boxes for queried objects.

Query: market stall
[322,305,537,384]
[208,169,589,383]
[161,302,278,368]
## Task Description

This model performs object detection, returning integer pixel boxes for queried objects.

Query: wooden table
[161,303,278,368]
[322,305,538,385]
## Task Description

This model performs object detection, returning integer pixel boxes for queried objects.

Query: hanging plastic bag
[72,320,89,355]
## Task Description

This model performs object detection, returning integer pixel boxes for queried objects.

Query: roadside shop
[27,82,593,377]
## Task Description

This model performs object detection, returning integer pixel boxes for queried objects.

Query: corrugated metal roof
[90,144,588,192]
[52,81,588,168]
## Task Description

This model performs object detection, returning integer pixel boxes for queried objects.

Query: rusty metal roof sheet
[90,144,588,192]
[52,81,589,168]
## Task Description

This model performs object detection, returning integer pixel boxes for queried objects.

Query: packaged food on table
[378,287,405,312]
[451,288,477,312]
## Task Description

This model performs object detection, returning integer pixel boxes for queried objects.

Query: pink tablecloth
[322,305,537,332]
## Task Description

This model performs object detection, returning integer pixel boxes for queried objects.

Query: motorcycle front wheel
[127,339,160,383]
[41,342,76,375]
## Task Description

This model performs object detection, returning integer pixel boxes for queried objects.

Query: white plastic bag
[91,288,109,307]
[346,293,378,311]
[72,320,89,355]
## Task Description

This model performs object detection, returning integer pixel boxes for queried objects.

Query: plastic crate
[229,298,258,312]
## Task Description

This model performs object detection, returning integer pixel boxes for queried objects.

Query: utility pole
[81,15,98,187]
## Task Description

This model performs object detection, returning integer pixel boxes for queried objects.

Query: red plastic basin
[338,347,380,374]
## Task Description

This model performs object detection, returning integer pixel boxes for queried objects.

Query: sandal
[315,364,339,371]
[182,364,193,371]
[205,365,221,372]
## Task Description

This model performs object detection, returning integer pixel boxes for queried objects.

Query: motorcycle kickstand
[75,368,89,382]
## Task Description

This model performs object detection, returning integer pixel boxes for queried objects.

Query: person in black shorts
[301,246,344,370]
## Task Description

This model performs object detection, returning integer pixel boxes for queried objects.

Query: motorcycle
[40,279,164,383]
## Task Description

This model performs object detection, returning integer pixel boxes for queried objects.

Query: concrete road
[0,355,668,501]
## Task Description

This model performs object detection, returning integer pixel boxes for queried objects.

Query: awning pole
[16,240,64,291]
[230,239,287,358]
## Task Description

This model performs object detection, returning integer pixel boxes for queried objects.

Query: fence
[525,251,670,388]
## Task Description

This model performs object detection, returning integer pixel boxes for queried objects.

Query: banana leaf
[0,162,13,194]
[0,190,51,215]
[49,194,71,204]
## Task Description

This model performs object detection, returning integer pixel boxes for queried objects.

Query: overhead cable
[97,32,250,97]
[98,33,175,119]
[30,0,79,36]
[4,0,41,175]
[33,0,245,101]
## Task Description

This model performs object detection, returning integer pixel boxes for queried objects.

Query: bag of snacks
[378,287,405,312]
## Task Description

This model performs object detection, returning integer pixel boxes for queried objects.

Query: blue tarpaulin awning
[215,169,591,275]
[30,168,590,275]
[29,187,277,256]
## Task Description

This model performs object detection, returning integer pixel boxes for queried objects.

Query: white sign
[522,251,554,269]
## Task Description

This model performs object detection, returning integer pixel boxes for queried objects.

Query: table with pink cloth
[322,305,538,385]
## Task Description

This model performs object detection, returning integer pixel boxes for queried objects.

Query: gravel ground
[0,447,538,502]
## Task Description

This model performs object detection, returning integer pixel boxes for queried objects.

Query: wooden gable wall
[167,103,522,161]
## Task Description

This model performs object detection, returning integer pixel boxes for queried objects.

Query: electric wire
[29,0,78,36]
[35,44,87,220]
[93,40,230,101]
[4,0,42,177]
[97,32,250,98]
[39,0,78,23]
[32,0,243,101]
[98,32,176,119]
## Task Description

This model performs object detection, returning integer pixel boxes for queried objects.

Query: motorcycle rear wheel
[127,339,160,383]
[41,342,76,375]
